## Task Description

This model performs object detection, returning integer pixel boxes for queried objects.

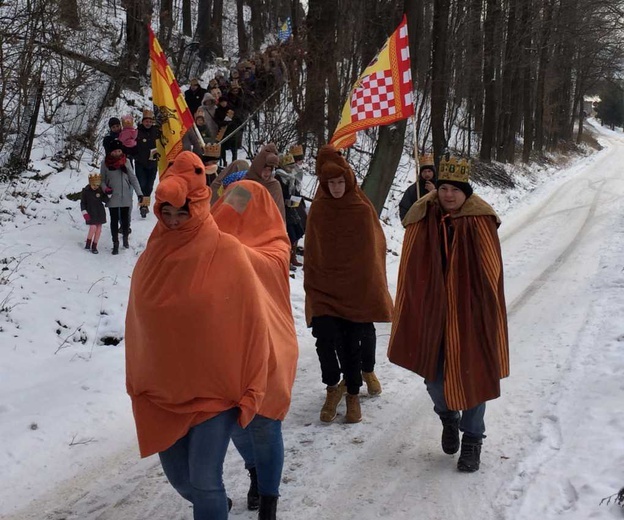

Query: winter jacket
[132,124,161,167]
[80,185,108,225]
[100,159,143,208]
[184,86,207,117]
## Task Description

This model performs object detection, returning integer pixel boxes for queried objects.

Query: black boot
[441,417,460,454]
[91,242,99,254]
[258,495,278,520]
[227,496,233,511]
[122,234,129,249]
[247,467,260,510]
[457,435,482,472]
[112,241,119,255]
[85,239,92,250]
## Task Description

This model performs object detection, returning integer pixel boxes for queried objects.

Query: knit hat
[106,139,124,154]
[108,117,121,128]
[436,156,473,198]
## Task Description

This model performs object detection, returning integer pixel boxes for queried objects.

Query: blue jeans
[230,415,284,497]
[158,408,238,520]
[424,354,486,440]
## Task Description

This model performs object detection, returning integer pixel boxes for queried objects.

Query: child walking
[80,173,108,254]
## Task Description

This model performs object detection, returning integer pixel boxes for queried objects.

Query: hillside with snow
[0,120,623,519]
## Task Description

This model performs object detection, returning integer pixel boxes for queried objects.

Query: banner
[148,27,195,175]
[329,15,414,149]
[278,17,293,43]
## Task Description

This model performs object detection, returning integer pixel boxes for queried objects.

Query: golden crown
[290,144,304,158]
[204,143,221,158]
[438,156,471,183]
[88,173,101,184]
[279,153,295,168]
[419,153,434,167]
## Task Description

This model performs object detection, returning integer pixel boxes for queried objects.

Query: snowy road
[2,125,624,519]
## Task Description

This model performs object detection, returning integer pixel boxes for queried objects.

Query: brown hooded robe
[387,191,510,410]
[304,144,393,326]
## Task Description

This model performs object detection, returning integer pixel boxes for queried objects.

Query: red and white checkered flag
[330,15,414,149]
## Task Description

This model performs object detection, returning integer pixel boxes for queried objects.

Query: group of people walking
[121,139,509,519]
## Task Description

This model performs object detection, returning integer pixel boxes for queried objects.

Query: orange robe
[211,180,299,420]
[125,152,272,457]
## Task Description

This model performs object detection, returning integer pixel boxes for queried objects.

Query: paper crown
[289,144,304,159]
[142,109,154,120]
[438,156,471,183]
[88,173,101,185]
[419,153,434,167]
[203,143,221,159]
[279,153,295,168]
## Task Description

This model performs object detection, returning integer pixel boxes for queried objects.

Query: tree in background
[595,83,624,130]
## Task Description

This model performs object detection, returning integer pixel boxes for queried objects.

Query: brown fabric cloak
[388,191,509,410]
[304,144,393,326]
[209,159,250,204]
[245,143,286,222]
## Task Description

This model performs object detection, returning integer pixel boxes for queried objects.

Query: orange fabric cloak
[125,152,271,457]
[212,180,298,420]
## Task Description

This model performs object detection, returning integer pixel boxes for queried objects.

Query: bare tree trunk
[480,0,500,161]
[212,0,224,58]
[521,0,533,162]
[159,0,174,47]
[534,0,554,153]
[236,0,248,56]
[182,0,192,36]
[122,0,151,78]
[361,121,408,215]
[196,0,213,61]
[431,0,451,163]
[58,0,80,29]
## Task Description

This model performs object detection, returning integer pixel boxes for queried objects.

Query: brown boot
[320,385,344,423]
[345,394,362,423]
[362,371,382,396]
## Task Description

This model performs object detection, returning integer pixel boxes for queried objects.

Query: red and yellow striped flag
[148,27,195,175]
[329,15,414,149]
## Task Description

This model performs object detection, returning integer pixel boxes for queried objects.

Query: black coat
[132,124,161,167]
[185,86,207,116]
[398,180,433,220]
[80,186,108,225]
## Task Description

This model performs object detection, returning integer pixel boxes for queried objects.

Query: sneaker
[457,436,482,472]
[345,394,362,423]
[320,385,345,423]
[362,371,382,396]
[441,417,460,454]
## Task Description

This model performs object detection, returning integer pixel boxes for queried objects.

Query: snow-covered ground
[1,121,623,519]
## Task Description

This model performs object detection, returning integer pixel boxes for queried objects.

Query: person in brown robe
[387,157,509,473]
[304,144,393,424]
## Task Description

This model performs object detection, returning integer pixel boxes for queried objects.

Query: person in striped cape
[387,157,509,473]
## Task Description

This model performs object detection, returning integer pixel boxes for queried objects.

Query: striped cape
[387,192,509,410]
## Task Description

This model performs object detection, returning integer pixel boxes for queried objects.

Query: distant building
[583,95,600,117]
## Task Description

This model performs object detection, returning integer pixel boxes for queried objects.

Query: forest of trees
[2,0,624,191]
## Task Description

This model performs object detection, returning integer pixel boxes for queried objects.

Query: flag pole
[412,115,420,199]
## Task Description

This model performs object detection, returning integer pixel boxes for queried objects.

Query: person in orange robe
[125,151,275,520]
[211,180,298,518]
